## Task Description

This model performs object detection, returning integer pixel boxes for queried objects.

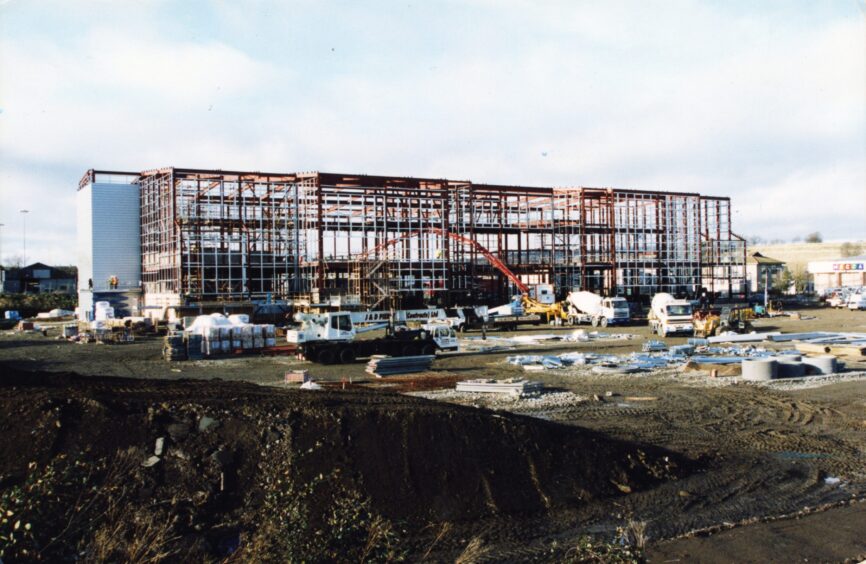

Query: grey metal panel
[90,183,141,291]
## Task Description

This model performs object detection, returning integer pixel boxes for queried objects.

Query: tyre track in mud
[426,456,859,562]
[415,377,866,561]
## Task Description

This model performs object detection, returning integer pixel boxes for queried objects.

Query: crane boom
[361,227,530,294]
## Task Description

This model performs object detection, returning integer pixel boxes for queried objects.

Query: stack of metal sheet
[366,355,435,377]
[455,378,544,394]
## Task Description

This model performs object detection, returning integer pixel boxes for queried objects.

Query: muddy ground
[1,306,866,561]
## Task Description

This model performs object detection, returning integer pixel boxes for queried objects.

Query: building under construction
[77,167,746,318]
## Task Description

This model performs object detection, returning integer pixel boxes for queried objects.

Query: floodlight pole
[20,210,30,266]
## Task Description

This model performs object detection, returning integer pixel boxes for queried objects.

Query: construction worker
[108,275,119,289]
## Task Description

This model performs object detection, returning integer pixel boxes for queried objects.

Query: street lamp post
[0,223,5,266]
[20,210,29,266]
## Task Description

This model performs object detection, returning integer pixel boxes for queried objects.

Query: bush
[0,451,176,563]
[840,242,863,257]
[804,232,823,243]
[239,460,406,562]
[0,293,77,318]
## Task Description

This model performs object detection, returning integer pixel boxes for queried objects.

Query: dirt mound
[0,364,691,560]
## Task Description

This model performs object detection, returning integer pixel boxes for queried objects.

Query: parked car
[847,293,866,311]
[827,292,848,308]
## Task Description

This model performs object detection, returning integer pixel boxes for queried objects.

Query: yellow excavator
[693,306,754,338]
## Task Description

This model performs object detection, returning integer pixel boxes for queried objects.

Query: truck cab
[649,293,694,337]
[286,312,355,344]
[602,297,631,324]
[422,323,460,351]
[656,302,694,336]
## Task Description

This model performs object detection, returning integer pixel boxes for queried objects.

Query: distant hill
[750,242,865,271]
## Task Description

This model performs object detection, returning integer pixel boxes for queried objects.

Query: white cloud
[0,1,864,265]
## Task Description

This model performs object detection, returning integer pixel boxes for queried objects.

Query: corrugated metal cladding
[76,185,94,291]
[83,183,142,291]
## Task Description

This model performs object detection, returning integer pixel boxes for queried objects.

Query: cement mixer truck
[564,291,631,327]
[648,293,694,337]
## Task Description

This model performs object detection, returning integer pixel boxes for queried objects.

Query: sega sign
[832,262,865,271]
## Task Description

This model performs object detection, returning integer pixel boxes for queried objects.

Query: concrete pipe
[742,359,778,381]
[778,353,802,362]
[776,360,806,378]
[802,355,837,375]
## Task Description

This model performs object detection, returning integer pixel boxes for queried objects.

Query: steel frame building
[80,167,746,313]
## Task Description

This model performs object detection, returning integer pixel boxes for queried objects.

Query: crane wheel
[317,348,336,365]
[339,347,356,364]
[420,343,435,356]
[600,317,608,328]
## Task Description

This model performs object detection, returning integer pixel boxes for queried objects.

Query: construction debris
[366,355,435,377]
[459,330,637,350]
[643,340,668,352]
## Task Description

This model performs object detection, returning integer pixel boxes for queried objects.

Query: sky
[0,0,864,265]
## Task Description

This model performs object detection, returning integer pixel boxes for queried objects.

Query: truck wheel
[600,317,608,328]
[317,348,336,365]
[420,343,435,356]
[591,317,600,327]
[339,347,356,364]
[401,344,419,357]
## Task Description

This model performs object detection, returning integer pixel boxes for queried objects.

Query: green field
[751,242,865,271]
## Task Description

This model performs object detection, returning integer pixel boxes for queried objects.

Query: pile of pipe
[366,355,435,377]
[742,354,840,381]
[184,313,276,357]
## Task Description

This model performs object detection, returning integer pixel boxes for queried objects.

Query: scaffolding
[128,167,746,309]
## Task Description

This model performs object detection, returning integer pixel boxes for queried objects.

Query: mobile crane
[366,227,567,325]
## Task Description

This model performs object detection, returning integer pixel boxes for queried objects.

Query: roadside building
[808,255,866,294]
[746,252,786,294]
[0,263,77,294]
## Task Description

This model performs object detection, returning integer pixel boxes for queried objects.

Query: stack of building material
[455,378,544,394]
[163,331,187,361]
[184,314,277,357]
[796,342,866,357]
[94,301,115,321]
[366,355,435,377]
[186,333,203,360]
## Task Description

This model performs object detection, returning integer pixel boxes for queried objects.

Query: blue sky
[1,0,864,264]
